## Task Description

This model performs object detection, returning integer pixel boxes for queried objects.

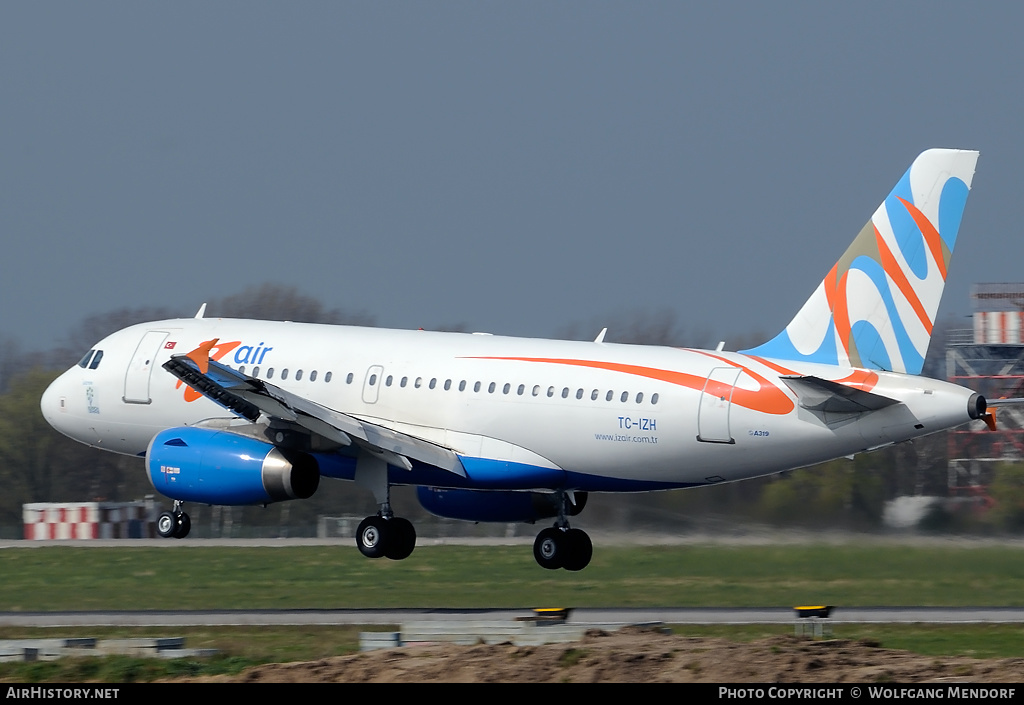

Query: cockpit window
[78,349,104,370]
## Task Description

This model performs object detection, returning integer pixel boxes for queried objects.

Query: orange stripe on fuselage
[834,368,879,392]
[747,354,880,393]
[466,356,795,415]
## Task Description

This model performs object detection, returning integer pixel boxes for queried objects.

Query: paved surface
[4,606,1024,627]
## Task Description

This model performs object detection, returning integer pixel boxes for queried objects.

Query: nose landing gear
[156,501,191,539]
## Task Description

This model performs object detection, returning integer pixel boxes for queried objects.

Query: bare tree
[44,306,180,369]
[208,283,376,326]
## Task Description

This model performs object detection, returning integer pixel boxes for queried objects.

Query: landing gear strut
[157,501,191,539]
[533,492,592,571]
[354,453,416,560]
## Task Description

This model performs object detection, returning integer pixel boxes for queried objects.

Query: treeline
[0,285,1020,535]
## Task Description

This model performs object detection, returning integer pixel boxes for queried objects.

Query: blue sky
[2,2,1021,352]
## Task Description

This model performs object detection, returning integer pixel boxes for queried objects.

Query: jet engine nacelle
[416,486,587,523]
[146,427,320,505]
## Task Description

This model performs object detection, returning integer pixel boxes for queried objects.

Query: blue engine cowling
[416,486,587,523]
[146,427,320,505]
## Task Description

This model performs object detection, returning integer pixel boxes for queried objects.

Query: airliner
[41,148,987,570]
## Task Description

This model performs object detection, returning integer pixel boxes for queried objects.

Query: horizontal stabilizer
[781,375,900,414]
[163,354,466,477]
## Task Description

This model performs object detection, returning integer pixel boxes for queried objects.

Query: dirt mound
[193,627,1024,683]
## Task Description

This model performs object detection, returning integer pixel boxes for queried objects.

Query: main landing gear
[355,514,417,560]
[353,453,416,560]
[156,501,191,539]
[533,491,592,571]
[534,526,593,571]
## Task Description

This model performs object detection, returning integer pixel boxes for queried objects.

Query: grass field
[2,543,1024,610]
[2,542,1023,681]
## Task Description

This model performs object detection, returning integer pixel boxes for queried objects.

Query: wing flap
[162,351,466,477]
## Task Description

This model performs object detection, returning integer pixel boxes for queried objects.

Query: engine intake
[146,427,319,505]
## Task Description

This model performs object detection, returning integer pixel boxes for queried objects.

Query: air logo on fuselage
[231,342,274,366]
[175,339,273,402]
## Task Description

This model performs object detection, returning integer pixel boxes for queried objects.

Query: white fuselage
[41,317,979,493]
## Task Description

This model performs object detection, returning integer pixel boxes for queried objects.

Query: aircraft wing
[162,350,466,477]
[780,375,900,414]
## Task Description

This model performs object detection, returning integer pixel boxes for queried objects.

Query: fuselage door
[697,366,741,444]
[362,365,384,404]
[123,330,170,404]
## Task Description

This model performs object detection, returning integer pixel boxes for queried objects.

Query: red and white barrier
[974,311,1024,344]
[22,502,153,540]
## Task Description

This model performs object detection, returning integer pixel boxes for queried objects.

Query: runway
[4,606,1024,628]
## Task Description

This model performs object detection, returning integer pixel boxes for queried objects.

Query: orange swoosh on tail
[896,196,948,280]
[874,225,933,334]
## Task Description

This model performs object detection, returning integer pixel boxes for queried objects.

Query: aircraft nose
[40,371,71,431]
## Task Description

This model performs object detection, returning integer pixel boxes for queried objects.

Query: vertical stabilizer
[741,148,979,374]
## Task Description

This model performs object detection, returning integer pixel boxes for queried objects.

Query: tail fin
[741,148,979,374]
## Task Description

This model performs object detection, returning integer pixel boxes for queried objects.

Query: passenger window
[369,374,377,386]
[415,377,423,388]
[562,387,569,398]
[386,375,393,386]
[346,372,354,384]
[474,381,481,392]
[503,383,511,394]
[239,366,247,375]
[281,369,289,380]
[517,384,525,395]
[253,367,261,377]
[325,371,333,382]
[459,380,466,392]
[636,392,644,403]
[532,385,540,397]
[591,389,598,401]
[547,386,555,397]
[310,370,318,382]
[621,391,629,402]
[606,390,614,402]
[444,379,452,391]
[401,376,408,387]
[89,350,104,370]
[295,370,303,381]
[651,392,659,405]
[576,388,584,400]
[267,368,275,379]
[488,382,496,393]
[429,378,437,389]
